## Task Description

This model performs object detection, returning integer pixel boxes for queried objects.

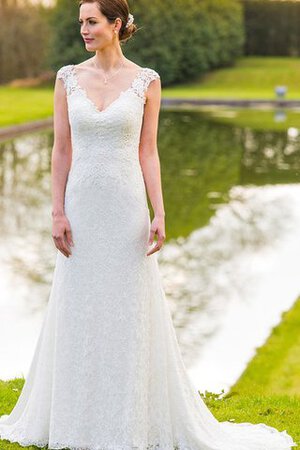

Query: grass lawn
[232,296,300,397]
[0,86,54,127]
[200,295,300,447]
[1,57,300,129]
[1,297,300,448]
[163,56,300,100]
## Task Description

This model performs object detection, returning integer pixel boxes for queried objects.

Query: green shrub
[243,0,300,56]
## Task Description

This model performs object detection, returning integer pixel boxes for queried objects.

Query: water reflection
[158,183,300,392]
[241,127,300,183]
[0,131,57,380]
[0,131,56,301]
[1,109,300,393]
[274,109,286,122]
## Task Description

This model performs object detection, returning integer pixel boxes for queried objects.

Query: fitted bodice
[56,64,160,192]
[56,65,160,165]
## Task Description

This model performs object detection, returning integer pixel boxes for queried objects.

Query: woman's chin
[85,43,96,51]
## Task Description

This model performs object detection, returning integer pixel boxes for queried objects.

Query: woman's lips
[84,38,94,42]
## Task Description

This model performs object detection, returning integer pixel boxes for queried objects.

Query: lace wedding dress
[0,64,297,450]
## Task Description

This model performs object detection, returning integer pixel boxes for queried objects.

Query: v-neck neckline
[71,65,145,114]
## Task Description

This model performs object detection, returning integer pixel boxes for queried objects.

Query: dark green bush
[243,0,300,56]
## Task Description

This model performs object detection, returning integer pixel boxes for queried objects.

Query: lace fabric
[56,64,159,105]
[0,63,297,450]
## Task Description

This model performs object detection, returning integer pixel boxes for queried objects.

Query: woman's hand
[52,212,74,258]
[147,215,166,256]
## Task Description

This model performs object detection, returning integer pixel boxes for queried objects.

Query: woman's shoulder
[56,64,74,80]
[142,67,160,80]
[127,62,160,80]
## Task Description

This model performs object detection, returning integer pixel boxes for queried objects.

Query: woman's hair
[78,0,138,43]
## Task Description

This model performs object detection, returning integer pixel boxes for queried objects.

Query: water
[1,108,300,393]
[159,183,300,392]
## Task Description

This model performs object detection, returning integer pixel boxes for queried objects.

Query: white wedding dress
[0,64,297,450]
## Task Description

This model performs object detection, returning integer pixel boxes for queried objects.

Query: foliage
[47,0,88,69]
[243,0,300,56]
[0,0,51,83]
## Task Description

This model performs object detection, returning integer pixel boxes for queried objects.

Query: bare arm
[51,74,74,258]
[52,75,72,217]
[139,76,166,255]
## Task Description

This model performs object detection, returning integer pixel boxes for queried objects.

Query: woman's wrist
[52,209,65,218]
[155,212,165,218]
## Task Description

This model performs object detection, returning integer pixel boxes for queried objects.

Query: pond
[1,106,300,394]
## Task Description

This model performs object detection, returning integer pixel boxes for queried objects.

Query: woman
[0,0,297,449]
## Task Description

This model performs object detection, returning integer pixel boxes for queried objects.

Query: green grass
[233,296,300,397]
[198,296,300,447]
[201,392,300,446]
[1,297,300,448]
[1,57,300,129]
[163,56,300,100]
[0,86,54,127]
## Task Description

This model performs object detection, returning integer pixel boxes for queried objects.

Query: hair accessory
[125,13,134,28]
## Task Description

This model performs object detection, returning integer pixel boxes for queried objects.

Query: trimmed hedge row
[243,0,300,56]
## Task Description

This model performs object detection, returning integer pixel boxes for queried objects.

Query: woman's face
[79,3,120,49]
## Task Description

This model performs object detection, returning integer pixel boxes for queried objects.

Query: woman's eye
[78,20,96,25]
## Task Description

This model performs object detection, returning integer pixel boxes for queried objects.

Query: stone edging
[0,117,53,140]
[162,98,300,107]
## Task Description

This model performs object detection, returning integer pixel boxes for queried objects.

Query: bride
[0,0,297,448]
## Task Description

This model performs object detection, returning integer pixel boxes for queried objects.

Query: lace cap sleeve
[132,68,161,103]
[56,65,75,95]
[146,68,160,80]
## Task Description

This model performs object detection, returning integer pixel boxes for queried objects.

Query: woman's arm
[139,77,166,256]
[51,75,74,258]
